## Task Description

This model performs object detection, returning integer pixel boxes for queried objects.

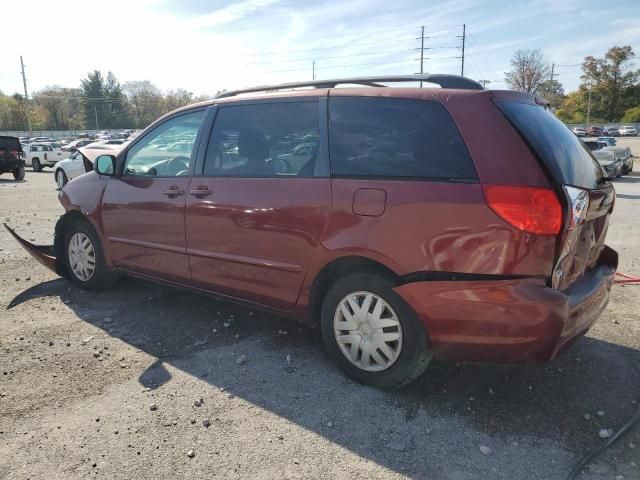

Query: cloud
[188,0,282,29]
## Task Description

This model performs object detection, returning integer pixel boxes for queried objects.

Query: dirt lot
[1,140,639,480]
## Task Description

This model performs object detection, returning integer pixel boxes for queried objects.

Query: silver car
[593,150,623,178]
[602,146,634,174]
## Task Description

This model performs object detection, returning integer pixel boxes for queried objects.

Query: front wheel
[64,220,119,290]
[32,158,42,172]
[13,166,25,180]
[55,169,68,188]
[320,272,432,389]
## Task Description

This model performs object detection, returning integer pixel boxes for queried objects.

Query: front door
[185,100,331,309]
[101,110,205,282]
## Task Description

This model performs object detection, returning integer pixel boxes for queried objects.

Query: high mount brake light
[483,185,562,236]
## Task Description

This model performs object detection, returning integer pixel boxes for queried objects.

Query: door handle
[164,187,185,197]
[190,187,212,197]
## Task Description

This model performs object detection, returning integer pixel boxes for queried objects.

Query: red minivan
[7,75,617,389]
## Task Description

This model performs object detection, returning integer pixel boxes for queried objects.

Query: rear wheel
[32,158,42,172]
[56,169,68,188]
[13,167,25,180]
[320,272,432,389]
[64,220,119,290]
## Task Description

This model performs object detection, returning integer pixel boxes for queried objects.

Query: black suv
[0,136,26,180]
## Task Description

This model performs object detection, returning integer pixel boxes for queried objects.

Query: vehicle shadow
[0,178,26,184]
[616,193,640,200]
[7,276,640,478]
[615,176,640,184]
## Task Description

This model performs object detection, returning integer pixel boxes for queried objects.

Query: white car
[24,143,67,171]
[54,147,122,188]
[618,125,638,136]
[571,127,586,137]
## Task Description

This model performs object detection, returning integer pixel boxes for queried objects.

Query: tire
[320,272,432,389]
[63,219,119,290]
[32,158,42,172]
[13,166,25,180]
[55,169,68,188]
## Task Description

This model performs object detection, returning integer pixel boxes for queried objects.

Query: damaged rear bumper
[3,223,60,274]
[393,246,618,364]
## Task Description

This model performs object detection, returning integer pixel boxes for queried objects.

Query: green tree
[33,87,85,130]
[621,106,640,123]
[581,46,640,121]
[164,89,194,111]
[123,80,165,128]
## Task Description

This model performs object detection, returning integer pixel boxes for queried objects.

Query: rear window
[0,137,21,150]
[329,97,477,181]
[497,101,606,189]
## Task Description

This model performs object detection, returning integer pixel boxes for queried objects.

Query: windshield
[497,101,606,189]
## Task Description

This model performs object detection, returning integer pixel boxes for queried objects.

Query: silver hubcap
[56,171,64,188]
[333,291,403,372]
[68,232,96,281]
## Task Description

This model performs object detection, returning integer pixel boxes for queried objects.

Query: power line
[242,37,417,56]
[245,48,414,65]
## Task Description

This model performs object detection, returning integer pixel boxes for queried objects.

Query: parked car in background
[7,75,618,389]
[585,126,603,136]
[54,147,119,188]
[603,126,620,136]
[593,150,622,178]
[24,143,66,171]
[603,145,634,174]
[584,140,605,151]
[62,139,94,152]
[597,136,616,146]
[571,127,586,137]
[619,125,638,136]
[0,135,26,180]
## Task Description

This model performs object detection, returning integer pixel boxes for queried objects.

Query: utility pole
[419,25,425,87]
[460,24,466,77]
[312,60,316,81]
[94,106,99,131]
[19,55,32,135]
[548,63,556,97]
[478,79,491,88]
[586,81,592,126]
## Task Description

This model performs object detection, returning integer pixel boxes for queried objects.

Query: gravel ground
[1,139,639,480]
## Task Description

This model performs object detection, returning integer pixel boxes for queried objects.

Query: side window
[124,110,204,177]
[329,97,477,180]
[203,101,319,178]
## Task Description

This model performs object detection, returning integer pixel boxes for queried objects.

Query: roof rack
[216,74,484,99]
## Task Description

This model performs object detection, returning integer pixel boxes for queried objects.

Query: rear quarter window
[329,97,477,181]
[497,101,606,189]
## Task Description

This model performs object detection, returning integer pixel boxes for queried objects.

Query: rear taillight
[564,186,589,230]
[483,184,562,235]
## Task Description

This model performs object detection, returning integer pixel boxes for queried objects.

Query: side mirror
[95,155,116,176]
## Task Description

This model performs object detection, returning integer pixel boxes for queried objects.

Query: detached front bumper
[4,224,60,274]
[393,246,618,364]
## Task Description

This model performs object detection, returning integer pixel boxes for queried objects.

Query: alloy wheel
[333,291,403,372]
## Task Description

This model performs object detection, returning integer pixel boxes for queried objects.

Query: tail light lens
[564,186,589,230]
[483,184,562,235]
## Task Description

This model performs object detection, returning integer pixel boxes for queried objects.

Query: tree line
[505,45,640,123]
[0,70,214,131]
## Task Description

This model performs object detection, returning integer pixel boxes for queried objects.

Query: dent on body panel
[58,172,107,228]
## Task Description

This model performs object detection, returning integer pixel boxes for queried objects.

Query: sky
[1,0,639,97]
